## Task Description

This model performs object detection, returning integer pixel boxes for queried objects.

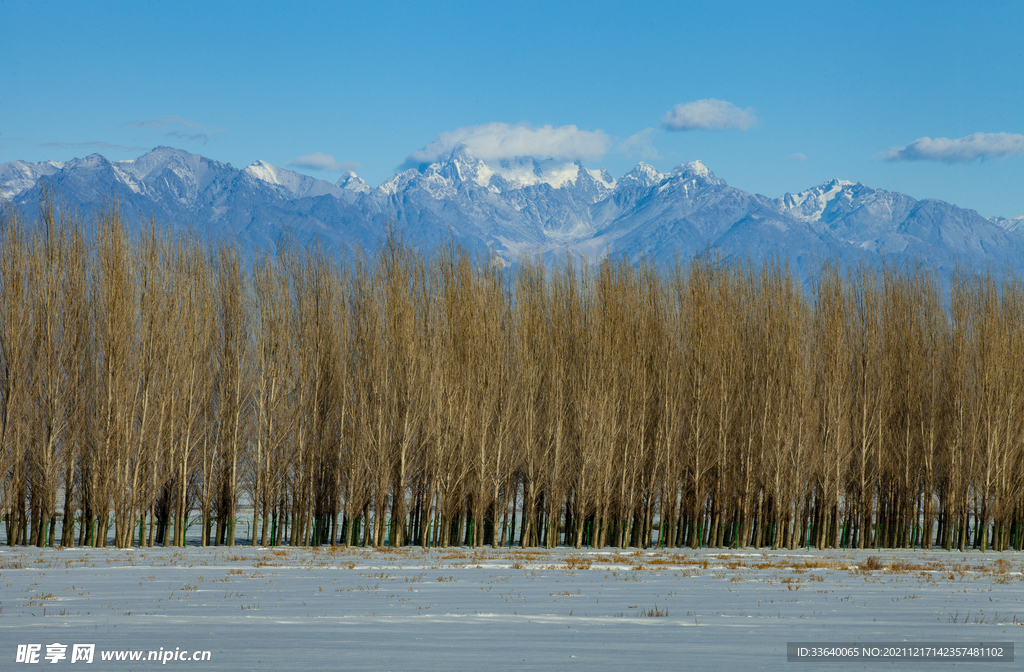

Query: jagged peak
[241,160,347,199]
[398,147,620,194]
[785,178,849,197]
[128,145,202,167]
[991,215,1024,232]
[0,159,66,200]
[142,145,196,158]
[582,166,616,190]
[116,146,227,183]
[421,150,588,191]
[74,153,113,166]
[670,160,713,180]
[337,170,371,193]
[777,178,877,222]
[243,160,289,185]
[620,162,665,187]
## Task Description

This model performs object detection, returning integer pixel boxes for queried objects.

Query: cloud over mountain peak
[881,132,1024,163]
[4,146,1023,287]
[661,99,757,132]
[401,122,611,171]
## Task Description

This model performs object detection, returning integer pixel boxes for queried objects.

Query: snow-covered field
[1,545,1021,670]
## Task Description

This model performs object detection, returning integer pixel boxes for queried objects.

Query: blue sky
[2,0,1023,217]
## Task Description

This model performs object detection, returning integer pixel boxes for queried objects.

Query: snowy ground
[1,545,1022,670]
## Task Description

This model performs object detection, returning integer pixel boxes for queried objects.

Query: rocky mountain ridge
[3,146,1021,282]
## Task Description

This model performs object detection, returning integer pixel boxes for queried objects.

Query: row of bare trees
[2,205,1024,550]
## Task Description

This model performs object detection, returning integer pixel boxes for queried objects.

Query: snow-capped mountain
[775,180,1023,276]
[587,160,802,261]
[337,171,371,194]
[3,146,1023,283]
[0,159,65,200]
[991,215,1024,232]
[244,160,345,199]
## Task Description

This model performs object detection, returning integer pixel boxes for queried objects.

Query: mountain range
[2,146,1022,283]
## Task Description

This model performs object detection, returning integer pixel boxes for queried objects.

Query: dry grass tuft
[863,556,886,571]
[565,555,592,571]
[888,558,919,572]
[638,604,669,617]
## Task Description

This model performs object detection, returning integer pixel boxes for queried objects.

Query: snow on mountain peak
[636,162,664,178]
[991,215,1024,232]
[245,160,285,185]
[6,145,1024,291]
[585,167,616,190]
[429,150,589,191]
[336,170,371,194]
[778,178,860,222]
[118,146,211,182]
[619,162,665,188]
[0,159,65,200]
[244,160,343,199]
[671,160,713,180]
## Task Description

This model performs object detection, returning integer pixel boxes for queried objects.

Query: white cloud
[119,116,225,145]
[787,153,807,162]
[0,135,24,150]
[286,152,360,172]
[615,128,662,160]
[402,122,610,169]
[880,132,1024,163]
[40,141,147,152]
[661,99,757,131]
